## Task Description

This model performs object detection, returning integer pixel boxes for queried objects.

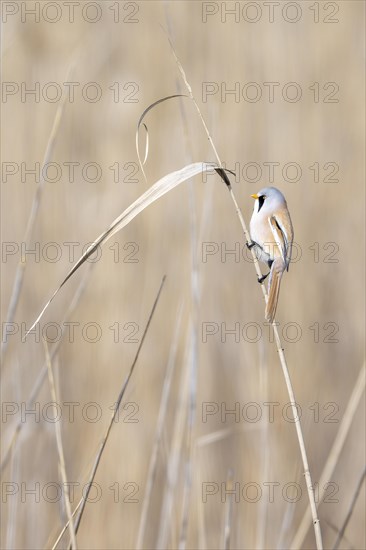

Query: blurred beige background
[1,1,365,549]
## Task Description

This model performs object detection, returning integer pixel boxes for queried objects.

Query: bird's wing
[268,212,293,269]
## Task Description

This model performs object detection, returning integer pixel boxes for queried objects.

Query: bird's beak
[251,194,259,199]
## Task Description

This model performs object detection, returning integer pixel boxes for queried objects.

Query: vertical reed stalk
[169,40,323,550]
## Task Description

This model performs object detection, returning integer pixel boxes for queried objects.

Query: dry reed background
[1,1,365,549]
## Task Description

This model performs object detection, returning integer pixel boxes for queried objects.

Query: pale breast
[250,215,283,262]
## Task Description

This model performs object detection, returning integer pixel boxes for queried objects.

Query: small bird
[249,187,294,323]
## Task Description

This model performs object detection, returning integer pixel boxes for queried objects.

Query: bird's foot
[258,272,270,284]
[246,241,255,250]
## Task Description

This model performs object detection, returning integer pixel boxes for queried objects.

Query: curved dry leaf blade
[135,94,188,180]
[137,94,188,132]
[142,123,149,165]
[26,162,217,335]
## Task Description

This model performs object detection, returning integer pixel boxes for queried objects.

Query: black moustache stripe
[258,195,265,212]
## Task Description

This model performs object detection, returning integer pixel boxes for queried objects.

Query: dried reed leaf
[26,162,218,335]
[136,94,188,181]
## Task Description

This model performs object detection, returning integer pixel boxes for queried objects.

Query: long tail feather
[265,260,284,323]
